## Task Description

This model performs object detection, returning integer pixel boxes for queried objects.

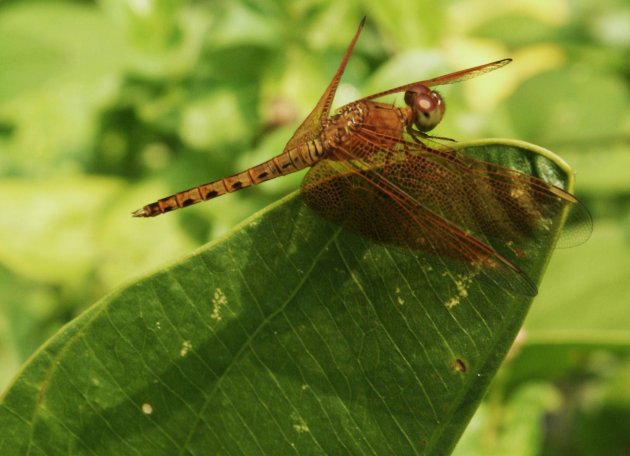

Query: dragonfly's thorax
[320,102,368,150]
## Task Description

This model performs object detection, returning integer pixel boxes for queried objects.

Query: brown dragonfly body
[132,101,373,217]
[133,18,591,295]
[132,17,498,219]
[132,95,426,217]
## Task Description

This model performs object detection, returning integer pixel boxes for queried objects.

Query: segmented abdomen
[132,139,325,217]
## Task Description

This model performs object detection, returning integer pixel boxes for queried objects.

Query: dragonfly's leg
[427,134,456,142]
[406,124,456,144]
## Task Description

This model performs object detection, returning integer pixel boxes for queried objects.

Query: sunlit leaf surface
[0,140,573,454]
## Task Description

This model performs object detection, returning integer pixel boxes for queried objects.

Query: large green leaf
[0,140,575,454]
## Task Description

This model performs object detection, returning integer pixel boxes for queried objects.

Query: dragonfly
[133,18,591,296]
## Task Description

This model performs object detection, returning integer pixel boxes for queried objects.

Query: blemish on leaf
[211,288,228,321]
[444,272,474,308]
[287,243,298,256]
[444,296,459,308]
[291,412,310,433]
[180,340,192,357]
[155,321,161,330]
[142,403,153,415]
[510,187,525,199]
[453,358,467,373]
[293,422,310,433]
[395,287,405,305]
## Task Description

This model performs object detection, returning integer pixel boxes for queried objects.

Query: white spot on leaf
[293,422,310,433]
[395,287,405,305]
[445,273,474,309]
[291,412,310,433]
[142,403,153,415]
[211,288,228,321]
[180,340,192,357]
[445,296,460,309]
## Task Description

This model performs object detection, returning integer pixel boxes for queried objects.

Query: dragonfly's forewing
[301,112,591,296]
[357,59,512,103]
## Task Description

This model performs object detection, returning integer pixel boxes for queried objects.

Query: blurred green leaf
[529,219,630,332]
[362,0,446,47]
[0,2,128,102]
[0,177,123,284]
[0,140,573,453]
[471,13,558,48]
[453,383,560,456]
[493,342,630,455]
[572,355,630,455]
[498,334,630,392]
[179,89,251,150]
[507,68,629,145]
[558,148,630,196]
[0,177,195,289]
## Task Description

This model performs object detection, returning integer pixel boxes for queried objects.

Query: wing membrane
[301,115,590,296]
[284,17,366,151]
[357,59,512,103]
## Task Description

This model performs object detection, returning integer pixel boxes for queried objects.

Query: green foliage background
[1,0,629,454]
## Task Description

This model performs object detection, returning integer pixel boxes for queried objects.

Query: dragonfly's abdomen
[132,139,325,217]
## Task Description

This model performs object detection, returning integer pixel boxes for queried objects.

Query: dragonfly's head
[404,85,445,132]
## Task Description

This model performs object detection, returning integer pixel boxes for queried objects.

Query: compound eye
[405,87,445,132]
